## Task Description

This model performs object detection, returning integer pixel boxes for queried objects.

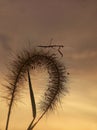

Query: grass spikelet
[4,48,68,130]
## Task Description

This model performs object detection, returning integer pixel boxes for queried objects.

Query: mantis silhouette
[38,39,64,57]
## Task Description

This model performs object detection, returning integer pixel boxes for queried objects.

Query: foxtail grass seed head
[4,48,68,130]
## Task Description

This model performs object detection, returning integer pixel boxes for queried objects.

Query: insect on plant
[3,43,69,130]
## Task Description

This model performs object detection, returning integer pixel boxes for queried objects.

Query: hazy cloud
[0,34,11,51]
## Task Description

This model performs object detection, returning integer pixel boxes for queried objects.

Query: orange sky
[0,0,97,130]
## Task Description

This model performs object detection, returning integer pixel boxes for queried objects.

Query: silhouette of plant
[3,47,68,130]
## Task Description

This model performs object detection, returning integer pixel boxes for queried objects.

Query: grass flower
[4,48,68,130]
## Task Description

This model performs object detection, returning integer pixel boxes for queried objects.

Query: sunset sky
[0,0,97,130]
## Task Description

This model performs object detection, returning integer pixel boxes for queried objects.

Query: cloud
[0,34,11,51]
